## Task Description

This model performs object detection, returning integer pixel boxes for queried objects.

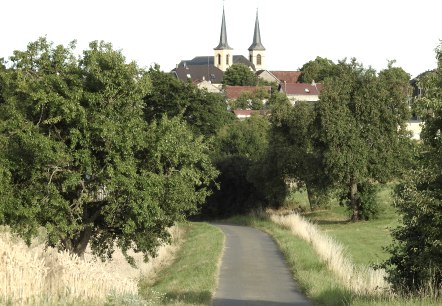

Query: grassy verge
[229,214,441,306]
[291,185,399,265]
[139,222,224,306]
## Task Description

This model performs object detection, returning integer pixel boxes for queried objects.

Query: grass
[292,184,399,266]
[139,222,224,306]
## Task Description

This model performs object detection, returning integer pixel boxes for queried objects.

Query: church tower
[214,6,233,72]
[248,10,266,70]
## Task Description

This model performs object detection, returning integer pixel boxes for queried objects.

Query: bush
[339,182,380,220]
[381,169,442,293]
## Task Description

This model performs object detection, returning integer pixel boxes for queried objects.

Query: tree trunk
[350,181,359,221]
[73,226,92,258]
[306,185,320,211]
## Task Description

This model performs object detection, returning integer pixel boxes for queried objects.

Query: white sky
[1,0,440,78]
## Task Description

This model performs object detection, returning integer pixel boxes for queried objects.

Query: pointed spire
[214,6,233,50]
[248,9,265,51]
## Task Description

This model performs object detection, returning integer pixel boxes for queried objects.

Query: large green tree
[222,64,258,86]
[382,45,442,292]
[299,56,336,83]
[317,59,412,220]
[0,38,217,260]
[270,98,330,210]
[144,66,234,137]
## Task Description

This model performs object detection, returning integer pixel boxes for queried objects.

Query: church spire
[214,6,232,50]
[248,9,266,70]
[214,5,233,71]
[248,9,265,51]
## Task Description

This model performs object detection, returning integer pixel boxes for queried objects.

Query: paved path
[212,224,312,306]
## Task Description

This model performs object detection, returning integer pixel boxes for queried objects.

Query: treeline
[0,37,441,296]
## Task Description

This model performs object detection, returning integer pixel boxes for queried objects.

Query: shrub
[381,169,442,294]
[339,181,380,220]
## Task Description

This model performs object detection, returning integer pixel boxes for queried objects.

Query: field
[0,225,182,305]
[302,185,399,266]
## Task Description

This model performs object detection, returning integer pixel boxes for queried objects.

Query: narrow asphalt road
[212,224,312,306]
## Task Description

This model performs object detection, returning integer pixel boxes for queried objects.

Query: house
[171,62,224,84]
[279,82,322,105]
[196,79,222,93]
[257,70,301,84]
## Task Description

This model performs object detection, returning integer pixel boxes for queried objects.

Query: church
[172,6,266,84]
[171,6,322,108]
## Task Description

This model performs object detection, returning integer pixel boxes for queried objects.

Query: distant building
[171,62,224,84]
[279,82,322,105]
[224,85,271,100]
[196,79,222,93]
[257,70,301,84]
[172,6,265,83]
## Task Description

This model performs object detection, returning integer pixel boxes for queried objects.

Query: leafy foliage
[299,56,336,83]
[203,114,286,217]
[316,59,412,220]
[229,87,270,110]
[382,44,442,293]
[338,181,380,220]
[270,98,331,210]
[222,64,258,86]
[0,38,217,261]
[144,66,234,137]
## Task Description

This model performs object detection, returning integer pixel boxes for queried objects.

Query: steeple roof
[248,10,265,51]
[214,7,233,50]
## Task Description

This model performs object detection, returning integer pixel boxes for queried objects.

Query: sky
[1,0,441,78]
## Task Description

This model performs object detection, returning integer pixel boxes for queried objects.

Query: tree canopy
[382,44,442,292]
[316,59,412,220]
[270,99,330,210]
[229,87,270,110]
[144,66,234,137]
[299,56,336,83]
[204,114,286,217]
[0,38,217,261]
[222,64,258,86]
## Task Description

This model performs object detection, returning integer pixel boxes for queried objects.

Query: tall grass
[0,226,181,305]
[270,213,389,295]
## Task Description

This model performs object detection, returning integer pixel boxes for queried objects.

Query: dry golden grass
[0,226,182,305]
[270,213,390,295]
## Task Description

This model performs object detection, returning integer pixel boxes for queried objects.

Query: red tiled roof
[225,86,271,99]
[282,83,322,95]
[270,71,302,83]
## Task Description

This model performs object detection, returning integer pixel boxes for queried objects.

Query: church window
[217,54,221,66]
[249,54,253,62]
[257,54,262,65]
[226,54,230,65]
